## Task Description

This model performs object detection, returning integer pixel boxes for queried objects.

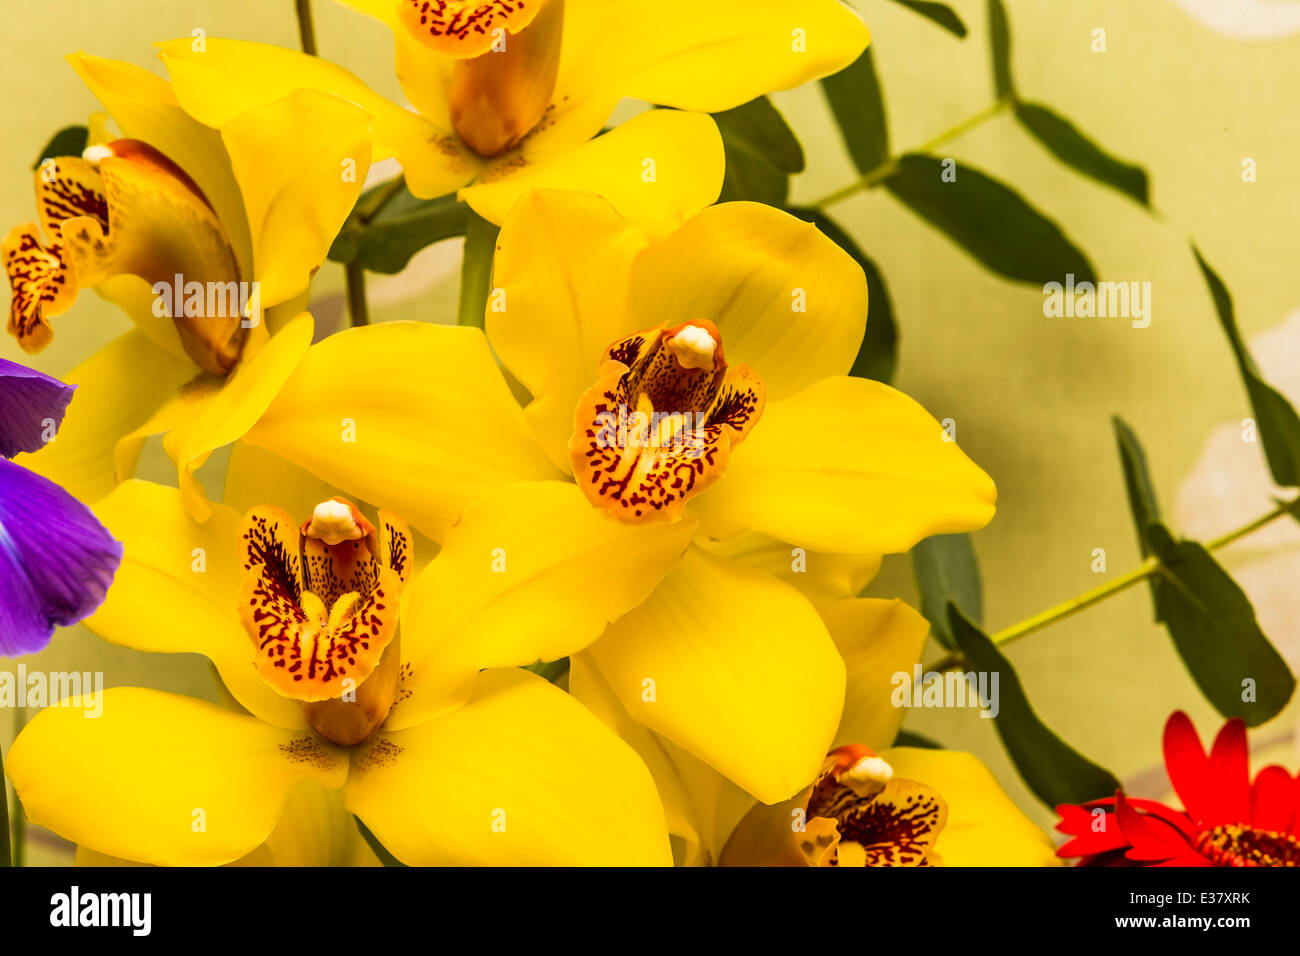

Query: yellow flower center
[398,0,566,157]
[569,320,767,523]
[236,498,414,746]
[1196,824,1300,867]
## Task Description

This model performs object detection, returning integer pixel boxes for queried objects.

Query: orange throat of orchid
[796,746,949,867]
[569,320,766,523]
[3,138,250,376]
[399,0,566,157]
[237,497,414,746]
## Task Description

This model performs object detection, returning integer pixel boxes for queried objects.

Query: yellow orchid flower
[75,782,383,867]
[226,189,997,809]
[153,0,871,232]
[716,744,1062,867]
[5,481,671,866]
[572,598,1061,866]
[2,52,372,514]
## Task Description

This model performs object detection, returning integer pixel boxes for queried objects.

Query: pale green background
[3,0,1299,862]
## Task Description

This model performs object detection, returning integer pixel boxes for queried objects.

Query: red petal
[1207,717,1251,825]
[1250,765,1297,833]
[1115,792,1199,862]
[1162,711,1217,824]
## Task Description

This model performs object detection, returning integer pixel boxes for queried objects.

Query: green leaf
[1111,418,1295,720]
[1112,416,1161,560]
[714,97,805,205]
[885,154,1095,284]
[1144,524,1295,726]
[33,126,89,170]
[886,0,968,37]
[458,209,500,329]
[1015,103,1149,205]
[820,48,890,174]
[786,208,896,383]
[988,0,1015,98]
[354,816,407,867]
[948,606,1121,807]
[1194,246,1300,488]
[329,181,468,274]
[892,729,943,749]
[912,534,982,649]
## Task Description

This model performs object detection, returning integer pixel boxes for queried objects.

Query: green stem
[357,176,407,225]
[9,708,23,867]
[297,0,365,327]
[345,260,369,327]
[0,734,10,867]
[337,177,406,328]
[458,210,500,328]
[295,0,318,56]
[932,498,1297,671]
[808,96,1015,209]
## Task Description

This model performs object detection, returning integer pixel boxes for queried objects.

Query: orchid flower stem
[458,210,500,329]
[808,96,1015,210]
[297,0,371,329]
[932,498,1298,672]
[346,261,370,327]
[0,737,10,867]
[295,0,318,56]
[358,177,407,225]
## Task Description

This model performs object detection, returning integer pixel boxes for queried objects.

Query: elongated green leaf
[355,817,407,867]
[1112,419,1294,717]
[1112,416,1161,560]
[787,208,896,383]
[33,126,88,170]
[1015,103,1149,205]
[948,606,1121,807]
[714,97,805,205]
[1194,247,1300,488]
[887,0,968,37]
[1145,523,1295,725]
[458,209,499,329]
[820,48,890,173]
[912,534,981,649]
[329,182,468,274]
[988,0,1014,98]
[892,729,943,749]
[885,154,1095,284]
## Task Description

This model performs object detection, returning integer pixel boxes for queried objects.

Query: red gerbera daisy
[1055,711,1300,866]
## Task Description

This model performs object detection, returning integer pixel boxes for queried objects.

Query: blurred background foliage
[4,0,1300,861]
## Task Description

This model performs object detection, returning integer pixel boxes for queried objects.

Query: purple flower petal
[0,357,75,459]
[0,457,122,656]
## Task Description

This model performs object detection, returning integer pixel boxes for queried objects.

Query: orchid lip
[236,499,414,746]
[569,320,766,523]
[4,138,248,376]
[798,746,949,867]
